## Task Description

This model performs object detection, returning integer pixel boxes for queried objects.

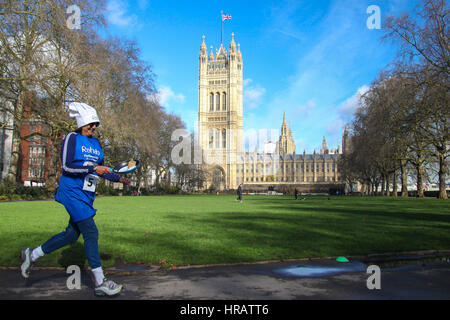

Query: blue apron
[56,133,104,222]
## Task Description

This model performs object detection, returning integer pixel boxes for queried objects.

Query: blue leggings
[41,216,101,269]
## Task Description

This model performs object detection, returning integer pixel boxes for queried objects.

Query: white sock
[31,246,45,262]
[92,267,105,286]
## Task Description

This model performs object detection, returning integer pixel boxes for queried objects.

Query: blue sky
[101,0,418,153]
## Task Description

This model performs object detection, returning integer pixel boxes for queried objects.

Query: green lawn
[1,195,449,268]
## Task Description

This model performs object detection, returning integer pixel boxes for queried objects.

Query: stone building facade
[198,34,348,193]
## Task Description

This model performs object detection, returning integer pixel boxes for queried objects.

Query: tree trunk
[438,153,448,200]
[416,164,424,198]
[384,174,389,196]
[392,169,398,197]
[7,94,25,183]
[45,128,63,193]
[144,167,149,189]
[7,130,22,183]
[400,160,408,198]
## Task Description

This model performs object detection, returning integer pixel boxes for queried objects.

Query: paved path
[1,257,450,300]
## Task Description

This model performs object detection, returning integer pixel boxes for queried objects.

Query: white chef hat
[68,102,100,129]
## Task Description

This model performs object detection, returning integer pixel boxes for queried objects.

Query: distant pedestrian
[295,188,299,200]
[236,184,243,203]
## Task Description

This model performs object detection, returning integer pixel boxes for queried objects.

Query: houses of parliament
[198,33,349,193]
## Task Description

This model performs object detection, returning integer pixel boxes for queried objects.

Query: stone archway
[211,166,226,191]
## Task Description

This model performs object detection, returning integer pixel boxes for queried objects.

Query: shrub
[0,178,17,196]
[96,181,119,196]
[0,179,52,200]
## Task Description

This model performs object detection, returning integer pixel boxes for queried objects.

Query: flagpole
[220,11,223,46]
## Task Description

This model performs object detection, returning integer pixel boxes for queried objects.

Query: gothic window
[216,93,220,111]
[210,93,214,111]
[222,92,226,111]
[215,129,220,148]
[222,129,226,148]
[209,129,214,149]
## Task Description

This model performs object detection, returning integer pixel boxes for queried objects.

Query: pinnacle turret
[209,46,215,62]
[200,35,207,53]
[230,32,236,52]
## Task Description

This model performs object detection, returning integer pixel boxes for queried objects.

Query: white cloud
[326,118,346,136]
[243,78,266,111]
[337,85,370,119]
[293,99,317,118]
[155,86,185,107]
[107,0,138,27]
[243,79,253,87]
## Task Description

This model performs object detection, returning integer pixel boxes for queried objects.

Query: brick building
[19,119,52,186]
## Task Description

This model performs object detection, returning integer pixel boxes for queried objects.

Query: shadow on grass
[3,196,450,268]
[58,243,87,270]
[93,196,449,266]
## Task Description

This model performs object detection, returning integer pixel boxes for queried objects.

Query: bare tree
[385,0,449,199]
[0,0,105,184]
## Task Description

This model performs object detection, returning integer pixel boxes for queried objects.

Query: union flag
[222,14,232,21]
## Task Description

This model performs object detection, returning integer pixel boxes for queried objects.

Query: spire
[209,46,214,62]
[230,32,236,51]
[218,43,226,56]
[200,35,207,53]
[322,136,329,154]
[283,111,287,125]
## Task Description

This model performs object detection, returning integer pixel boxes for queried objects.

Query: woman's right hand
[94,166,111,175]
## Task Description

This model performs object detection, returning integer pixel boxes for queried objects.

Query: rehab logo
[81,146,101,156]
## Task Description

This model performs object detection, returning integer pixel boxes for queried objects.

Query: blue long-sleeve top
[56,132,120,222]
[60,132,120,183]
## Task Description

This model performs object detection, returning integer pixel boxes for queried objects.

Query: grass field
[0,195,449,269]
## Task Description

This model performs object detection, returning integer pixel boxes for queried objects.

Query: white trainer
[20,248,32,278]
[94,278,123,296]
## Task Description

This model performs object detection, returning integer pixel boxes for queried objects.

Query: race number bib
[83,174,99,192]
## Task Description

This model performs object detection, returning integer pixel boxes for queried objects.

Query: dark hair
[75,127,82,133]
